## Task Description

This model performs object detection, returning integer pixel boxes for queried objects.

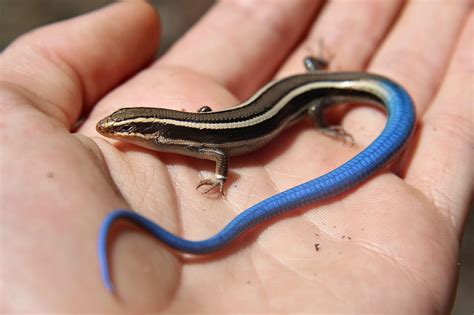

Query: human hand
[1,1,472,312]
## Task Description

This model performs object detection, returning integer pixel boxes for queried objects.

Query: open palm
[1,1,471,312]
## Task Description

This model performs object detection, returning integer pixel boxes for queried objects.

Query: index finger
[157,0,321,99]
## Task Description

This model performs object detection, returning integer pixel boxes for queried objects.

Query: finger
[263,0,402,192]
[157,0,322,99]
[370,1,471,113]
[0,1,159,128]
[348,1,471,145]
[278,0,403,76]
[405,13,473,235]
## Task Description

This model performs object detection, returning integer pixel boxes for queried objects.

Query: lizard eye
[120,125,135,133]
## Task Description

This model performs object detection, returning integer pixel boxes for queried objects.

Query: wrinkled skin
[1,1,472,312]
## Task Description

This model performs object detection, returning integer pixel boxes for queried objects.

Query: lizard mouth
[96,117,114,136]
[96,117,155,142]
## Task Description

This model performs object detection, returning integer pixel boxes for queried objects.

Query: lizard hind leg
[307,100,355,146]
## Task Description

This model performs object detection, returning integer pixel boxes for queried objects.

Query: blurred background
[0,0,215,53]
[0,1,472,313]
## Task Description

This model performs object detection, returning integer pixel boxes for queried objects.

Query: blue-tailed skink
[96,58,416,292]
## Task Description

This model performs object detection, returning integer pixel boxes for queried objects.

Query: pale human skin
[1,0,472,312]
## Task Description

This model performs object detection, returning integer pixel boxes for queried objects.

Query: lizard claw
[196,176,226,195]
[320,125,355,146]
